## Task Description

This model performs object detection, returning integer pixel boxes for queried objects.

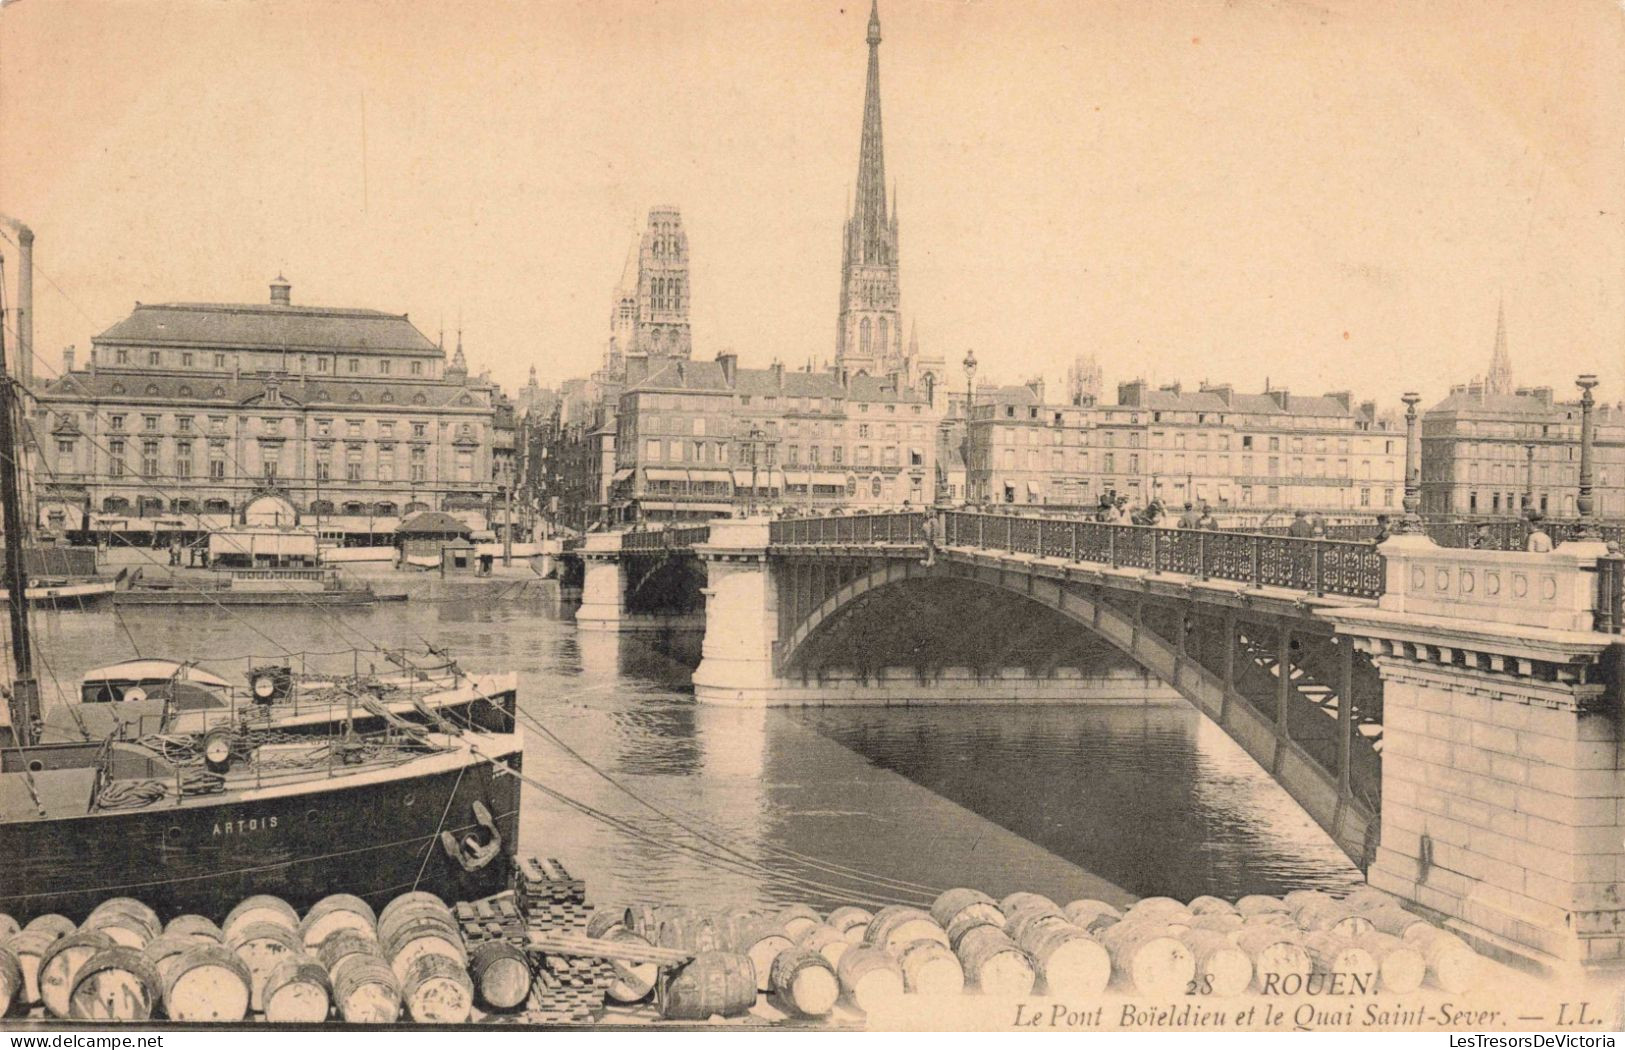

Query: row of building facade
[28,275,519,541]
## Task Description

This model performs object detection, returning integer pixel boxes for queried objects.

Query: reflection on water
[29,576,1358,912]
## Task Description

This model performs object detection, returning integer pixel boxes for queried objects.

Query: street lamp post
[747,425,763,517]
[1576,374,1600,539]
[1523,442,1536,515]
[1397,392,1423,533]
[962,350,977,504]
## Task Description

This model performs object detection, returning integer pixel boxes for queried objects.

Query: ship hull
[0,742,522,925]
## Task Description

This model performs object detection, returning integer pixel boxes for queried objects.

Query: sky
[2,0,1622,411]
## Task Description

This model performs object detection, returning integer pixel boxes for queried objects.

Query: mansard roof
[39,370,490,411]
[94,301,440,355]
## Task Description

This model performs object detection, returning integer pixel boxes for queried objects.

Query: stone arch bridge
[572,511,1625,974]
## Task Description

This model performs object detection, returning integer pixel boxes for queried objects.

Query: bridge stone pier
[573,529,707,632]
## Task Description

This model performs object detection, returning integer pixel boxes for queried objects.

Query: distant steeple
[853,0,890,267]
[1486,299,1513,396]
[449,327,467,378]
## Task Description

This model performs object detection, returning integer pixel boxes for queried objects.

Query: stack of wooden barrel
[0,889,525,1024]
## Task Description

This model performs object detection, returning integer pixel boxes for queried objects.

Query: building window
[318,358,329,372]
[110,414,125,431]
[1359,487,1370,507]
[177,417,192,433]
[379,360,391,375]
[412,422,427,438]
[144,415,159,431]
[109,439,125,477]
[349,359,360,373]
[456,451,473,482]
[380,422,393,438]
[116,349,129,364]
[263,450,279,479]
[214,353,227,368]
[411,361,422,375]
[346,449,362,481]
[209,454,226,480]
[56,439,74,457]
[379,460,394,482]
[175,441,192,478]
[181,352,193,367]
[348,420,362,437]
[209,416,226,433]
[315,456,331,481]
[410,448,426,482]
[148,351,160,366]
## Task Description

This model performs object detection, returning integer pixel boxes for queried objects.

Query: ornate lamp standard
[1523,442,1536,515]
[1576,374,1600,539]
[1397,392,1423,533]
[962,350,977,504]
[747,425,764,517]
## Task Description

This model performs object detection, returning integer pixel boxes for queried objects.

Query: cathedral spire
[853,0,889,265]
[1486,298,1513,396]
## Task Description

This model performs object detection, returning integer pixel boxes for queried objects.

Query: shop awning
[646,468,732,483]
[730,469,785,487]
[612,468,634,483]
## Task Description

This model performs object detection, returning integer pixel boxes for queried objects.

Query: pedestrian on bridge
[1197,504,1219,530]
[1287,509,1315,537]
[1177,502,1201,529]
[1526,511,1554,552]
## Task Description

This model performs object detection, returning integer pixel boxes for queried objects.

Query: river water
[28,573,1361,913]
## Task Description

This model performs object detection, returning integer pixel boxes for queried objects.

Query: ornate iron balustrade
[769,513,923,546]
[620,525,711,551]
[938,512,1385,600]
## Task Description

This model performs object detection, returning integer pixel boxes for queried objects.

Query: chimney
[717,351,737,387]
[1200,382,1233,407]
[61,346,75,373]
[16,225,32,388]
[1159,380,1181,396]
[1026,376,1046,404]
[839,367,850,391]
[1117,379,1147,407]
[1268,388,1291,411]
[771,360,784,388]
[270,274,291,306]
[1359,399,1376,421]
[1325,390,1352,411]
[88,348,97,376]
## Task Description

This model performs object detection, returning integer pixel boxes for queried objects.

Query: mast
[0,257,38,746]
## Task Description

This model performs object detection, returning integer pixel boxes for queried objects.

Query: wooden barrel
[377,892,448,933]
[711,907,763,953]
[383,915,466,984]
[300,894,378,950]
[864,906,948,956]
[835,946,904,1014]
[1342,887,1401,913]
[1018,924,1110,997]
[164,915,225,944]
[660,951,756,1021]
[655,912,722,955]
[1365,906,1428,939]
[140,934,197,989]
[825,906,874,944]
[376,900,456,956]
[0,915,17,940]
[1401,925,1480,994]
[0,943,23,1017]
[776,904,823,943]
[602,930,658,1005]
[399,953,474,1023]
[795,925,852,970]
[6,930,57,1006]
[39,929,116,1018]
[1179,928,1254,998]
[317,930,383,976]
[898,939,964,996]
[1304,931,1377,981]
[930,888,1000,930]
[954,925,1035,996]
[468,940,531,1011]
[1235,895,1289,916]
[1126,897,1193,926]
[1186,895,1238,916]
[736,921,794,993]
[22,914,75,941]
[946,911,999,951]
[1234,926,1310,992]
[1061,899,1121,927]
[1241,910,1299,929]
[1296,898,1373,938]
[770,946,840,1017]
[1283,889,1332,915]
[623,904,660,940]
[1004,905,1070,947]
[228,920,303,1012]
[1356,932,1425,994]
[331,953,401,1023]
[263,955,333,1023]
[586,907,627,940]
[89,899,161,933]
[1100,922,1194,997]
[67,946,159,1020]
[161,943,252,1022]
[1189,912,1243,934]
[223,895,300,943]
[998,892,1059,918]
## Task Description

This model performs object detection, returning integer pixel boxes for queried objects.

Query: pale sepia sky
[2,0,1622,410]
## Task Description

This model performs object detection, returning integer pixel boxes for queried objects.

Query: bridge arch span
[774,554,1376,867]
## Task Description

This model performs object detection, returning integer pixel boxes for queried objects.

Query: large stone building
[33,278,508,541]
[966,378,1402,513]
[610,353,937,521]
[1419,308,1625,518]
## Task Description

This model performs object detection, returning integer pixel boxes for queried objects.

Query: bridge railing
[620,525,712,552]
[941,512,1386,600]
[769,513,924,546]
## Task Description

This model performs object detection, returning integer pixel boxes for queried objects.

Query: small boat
[0,577,116,607]
[26,654,517,746]
[0,727,523,922]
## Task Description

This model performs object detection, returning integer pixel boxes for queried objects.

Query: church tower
[1485,299,1513,396]
[635,206,692,360]
[836,1,901,377]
